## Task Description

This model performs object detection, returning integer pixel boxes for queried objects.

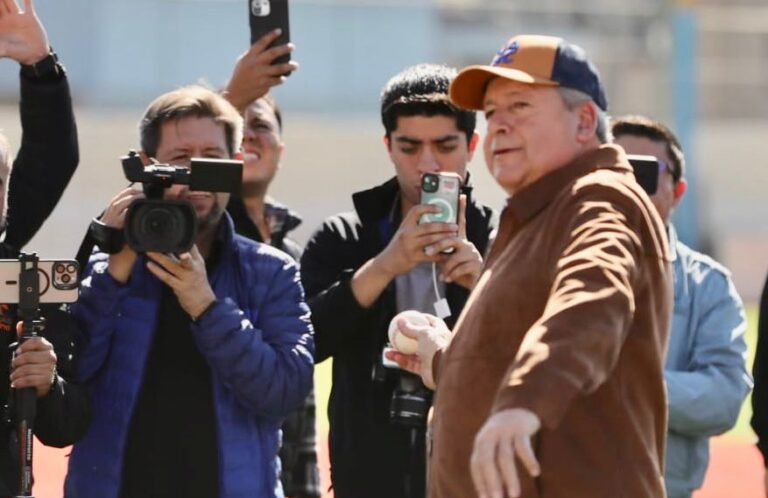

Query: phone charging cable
[431,262,451,319]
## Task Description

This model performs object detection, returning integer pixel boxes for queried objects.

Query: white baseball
[388,310,429,355]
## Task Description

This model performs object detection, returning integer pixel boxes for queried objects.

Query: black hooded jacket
[301,176,496,498]
[0,58,87,497]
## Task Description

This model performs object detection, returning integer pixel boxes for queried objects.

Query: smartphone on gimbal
[0,259,79,304]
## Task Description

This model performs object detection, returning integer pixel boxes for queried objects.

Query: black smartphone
[249,0,291,67]
[627,154,659,196]
[0,259,79,304]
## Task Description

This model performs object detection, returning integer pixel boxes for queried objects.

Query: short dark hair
[140,85,242,158]
[258,93,283,133]
[381,64,476,143]
[611,115,685,182]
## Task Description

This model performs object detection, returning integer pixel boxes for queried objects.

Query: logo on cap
[492,40,519,66]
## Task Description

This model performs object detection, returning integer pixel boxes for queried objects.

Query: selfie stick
[14,253,44,498]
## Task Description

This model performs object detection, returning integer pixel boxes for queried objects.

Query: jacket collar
[226,195,302,243]
[506,144,631,226]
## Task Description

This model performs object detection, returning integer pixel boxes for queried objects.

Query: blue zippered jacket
[64,214,314,498]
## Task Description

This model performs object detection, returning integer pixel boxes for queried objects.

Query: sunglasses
[657,158,679,182]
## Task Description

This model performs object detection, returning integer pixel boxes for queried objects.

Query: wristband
[20,49,62,81]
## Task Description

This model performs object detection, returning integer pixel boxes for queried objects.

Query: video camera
[120,151,242,253]
[372,350,432,429]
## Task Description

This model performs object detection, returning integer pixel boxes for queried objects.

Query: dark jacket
[227,196,321,498]
[0,59,85,496]
[300,176,495,498]
[66,214,315,498]
[751,273,768,464]
[3,56,79,250]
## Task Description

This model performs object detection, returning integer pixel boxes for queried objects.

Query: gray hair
[557,87,610,144]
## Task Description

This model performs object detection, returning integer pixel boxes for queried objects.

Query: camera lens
[54,263,64,273]
[67,264,76,273]
[125,199,196,253]
[422,174,438,193]
[61,274,71,284]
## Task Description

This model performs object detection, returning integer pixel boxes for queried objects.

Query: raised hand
[224,28,298,112]
[0,0,48,65]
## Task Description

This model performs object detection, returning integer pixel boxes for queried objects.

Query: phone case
[249,0,291,66]
[419,173,461,224]
[0,259,79,304]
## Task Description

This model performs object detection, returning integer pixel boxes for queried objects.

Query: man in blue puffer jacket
[64,85,314,498]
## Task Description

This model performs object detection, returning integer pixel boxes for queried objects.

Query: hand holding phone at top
[224,28,298,112]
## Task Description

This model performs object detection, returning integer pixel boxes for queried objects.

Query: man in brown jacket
[387,34,673,498]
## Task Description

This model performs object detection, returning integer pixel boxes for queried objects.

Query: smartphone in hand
[627,154,660,196]
[419,172,460,225]
[249,0,291,67]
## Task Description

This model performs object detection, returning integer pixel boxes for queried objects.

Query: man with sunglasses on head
[613,115,751,498]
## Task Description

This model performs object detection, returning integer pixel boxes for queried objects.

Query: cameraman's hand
[103,188,144,284]
[0,0,48,65]
[146,246,216,321]
[429,195,483,290]
[224,29,298,112]
[384,313,451,389]
[11,323,56,398]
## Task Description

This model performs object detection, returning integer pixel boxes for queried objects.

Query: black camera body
[121,151,242,253]
[372,348,432,428]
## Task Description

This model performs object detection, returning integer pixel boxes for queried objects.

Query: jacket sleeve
[752,274,768,465]
[191,256,314,419]
[666,269,751,437]
[34,306,91,447]
[491,185,654,429]
[70,257,128,383]
[300,216,375,363]
[3,65,78,250]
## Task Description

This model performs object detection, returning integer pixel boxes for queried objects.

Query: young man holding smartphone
[300,64,496,498]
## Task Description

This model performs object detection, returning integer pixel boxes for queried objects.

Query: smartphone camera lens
[422,174,438,193]
[61,274,71,284]
[67,264,76,273]
[54,263,64,273]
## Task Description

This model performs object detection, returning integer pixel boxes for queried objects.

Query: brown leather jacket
[429,145,673,498]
